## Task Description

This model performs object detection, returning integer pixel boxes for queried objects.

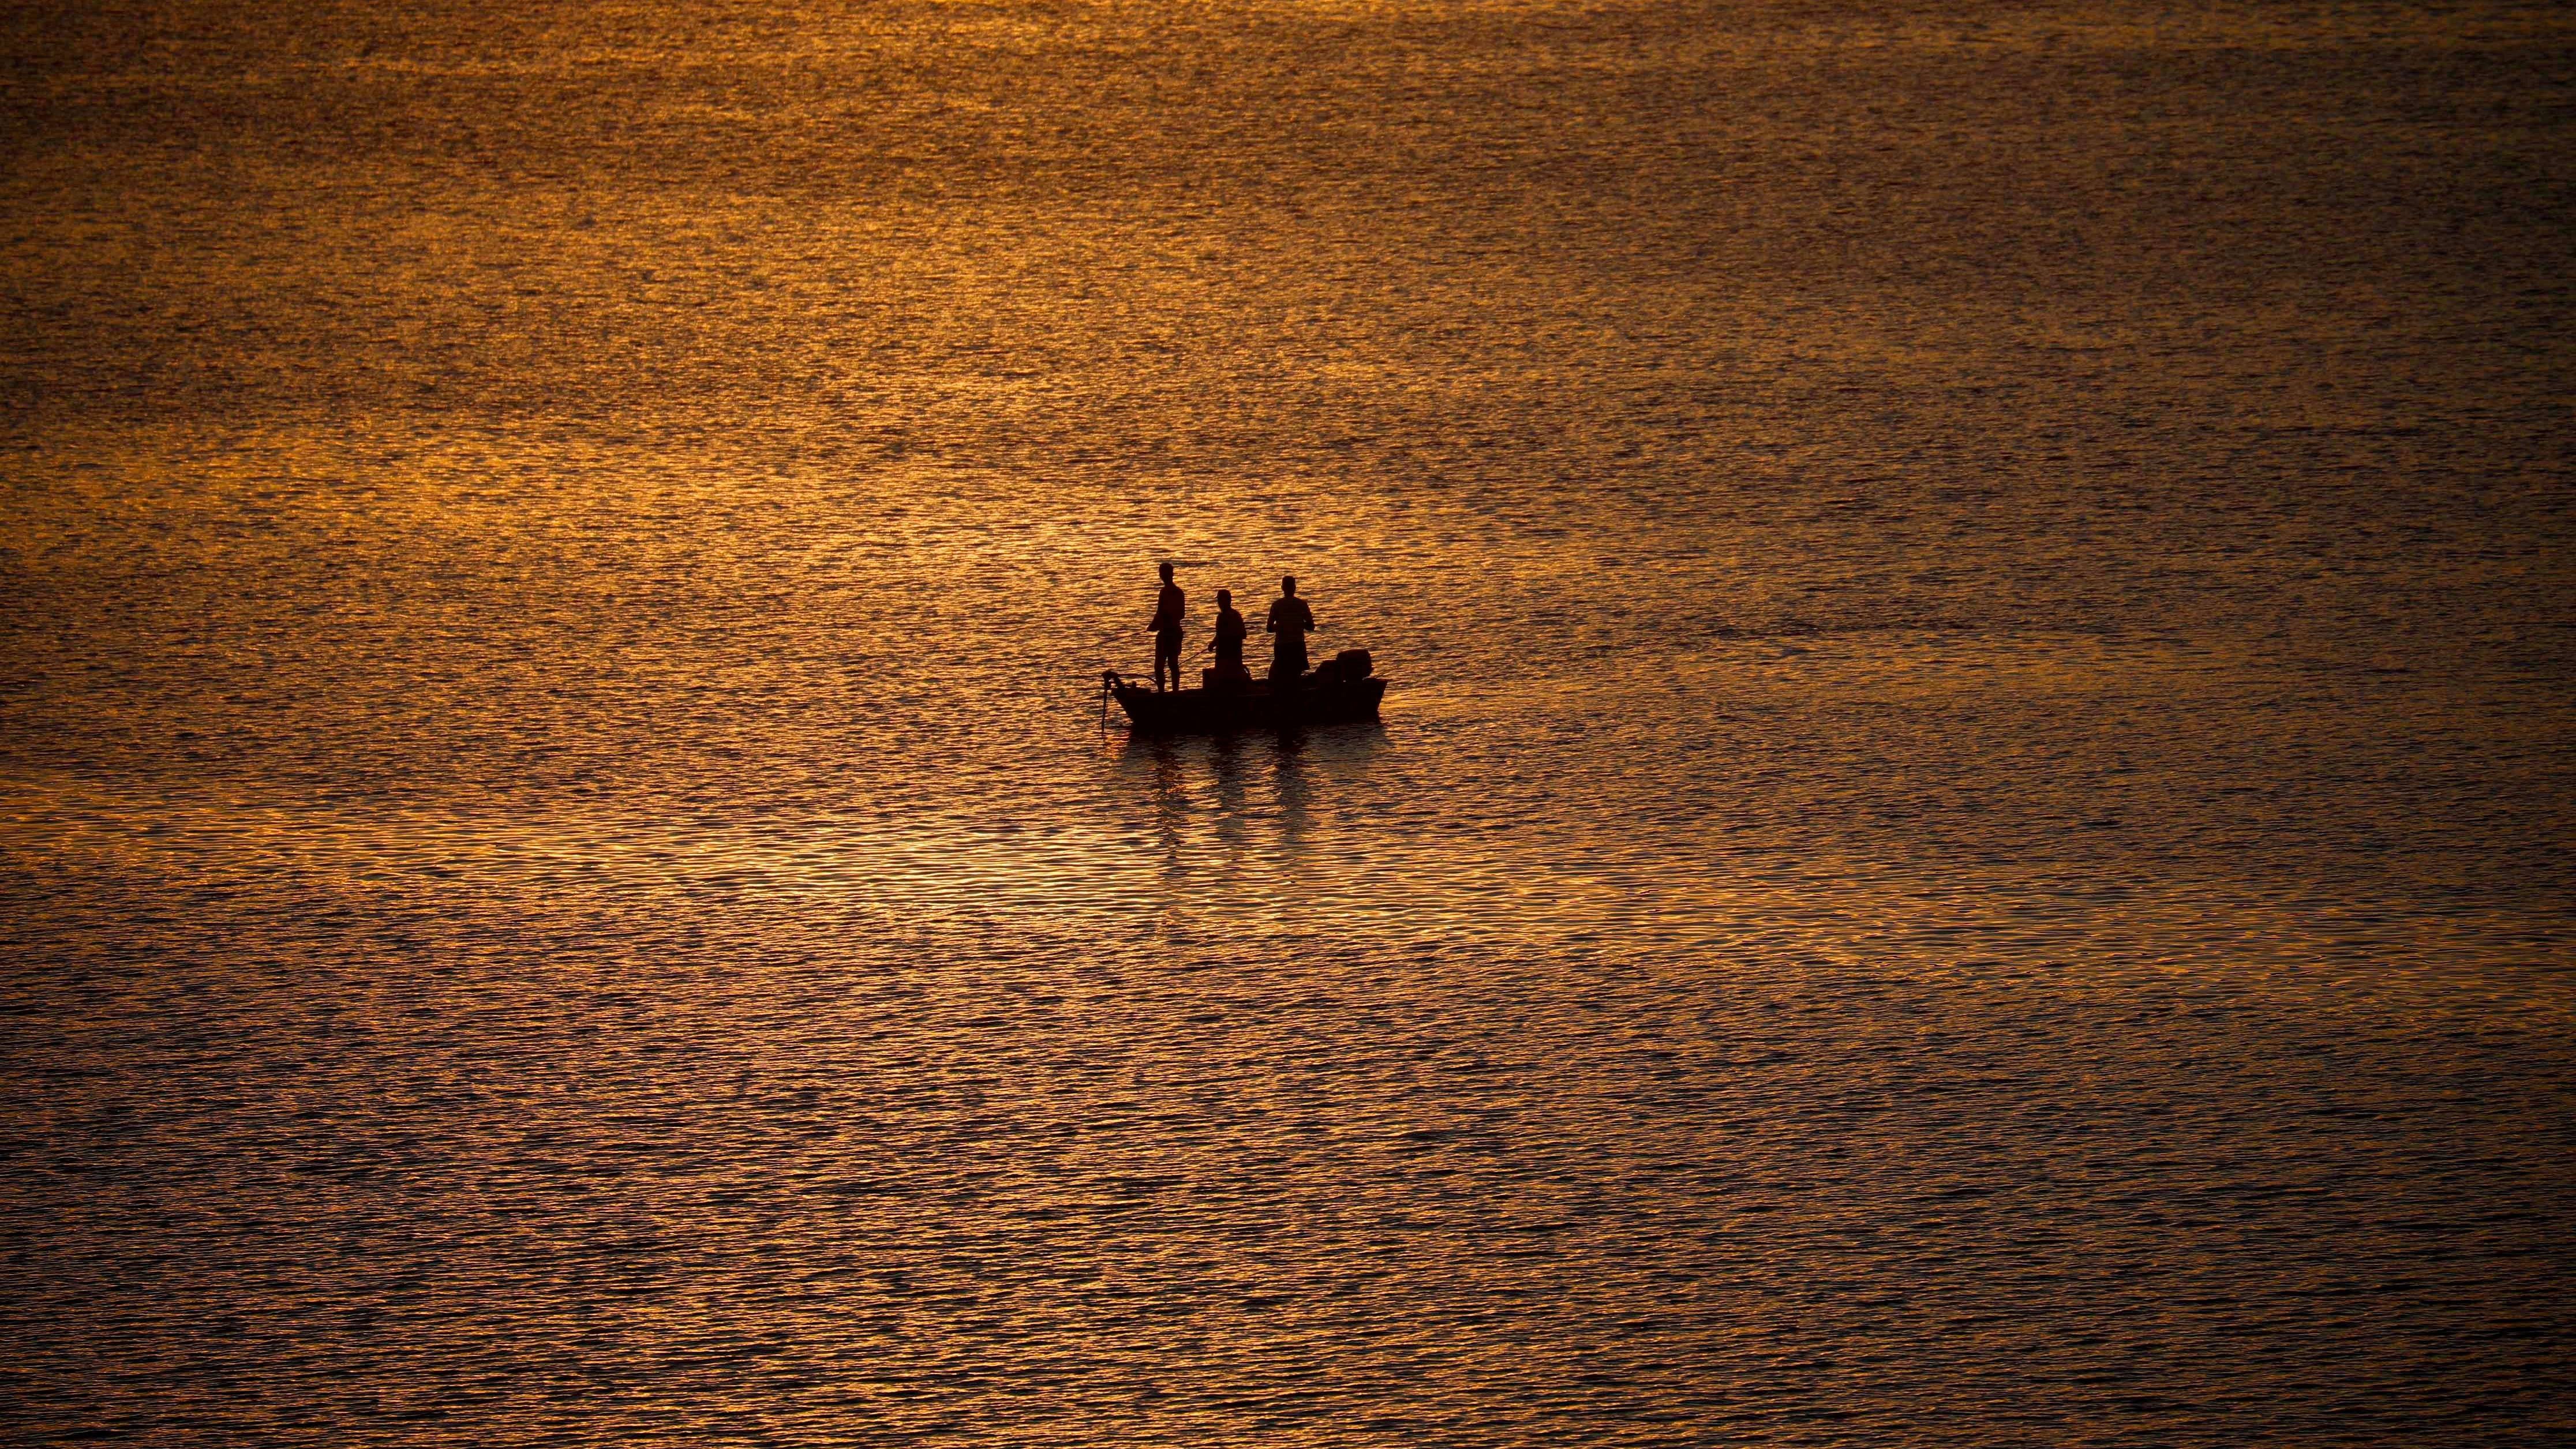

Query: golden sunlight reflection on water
[5,0,2574,1441]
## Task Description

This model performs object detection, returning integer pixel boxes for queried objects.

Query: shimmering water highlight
[4,1,2573,1442]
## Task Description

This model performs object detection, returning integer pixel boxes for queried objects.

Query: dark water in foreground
[5,1,2574,1441]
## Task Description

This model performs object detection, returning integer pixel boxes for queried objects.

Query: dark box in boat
[1311,649,1373,684]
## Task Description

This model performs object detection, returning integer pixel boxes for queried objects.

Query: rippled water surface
[5,1,2574,1442]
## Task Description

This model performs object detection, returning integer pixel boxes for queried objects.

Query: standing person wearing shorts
[1148,561,1186,692]
[1265,575,1316,682]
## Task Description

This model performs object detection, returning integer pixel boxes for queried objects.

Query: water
[5,1,2573,1441]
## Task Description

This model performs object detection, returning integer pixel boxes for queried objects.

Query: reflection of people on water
[1266,575,1317,682]
[1148,561,1186,692]
[1207,588,1250,688]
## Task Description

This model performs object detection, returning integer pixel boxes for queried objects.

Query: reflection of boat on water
[1103,650,1387,735]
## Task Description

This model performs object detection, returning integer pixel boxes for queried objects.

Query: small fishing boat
[1103,650,1388,735]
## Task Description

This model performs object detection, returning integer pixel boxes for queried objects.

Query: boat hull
[1109,675,1387,735]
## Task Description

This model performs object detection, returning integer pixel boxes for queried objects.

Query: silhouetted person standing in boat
[1148,561,1186,692]
[1266,575,1316,682]
[1207,587,1249,687]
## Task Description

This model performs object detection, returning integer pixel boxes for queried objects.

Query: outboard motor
[1313,649,1374,684]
